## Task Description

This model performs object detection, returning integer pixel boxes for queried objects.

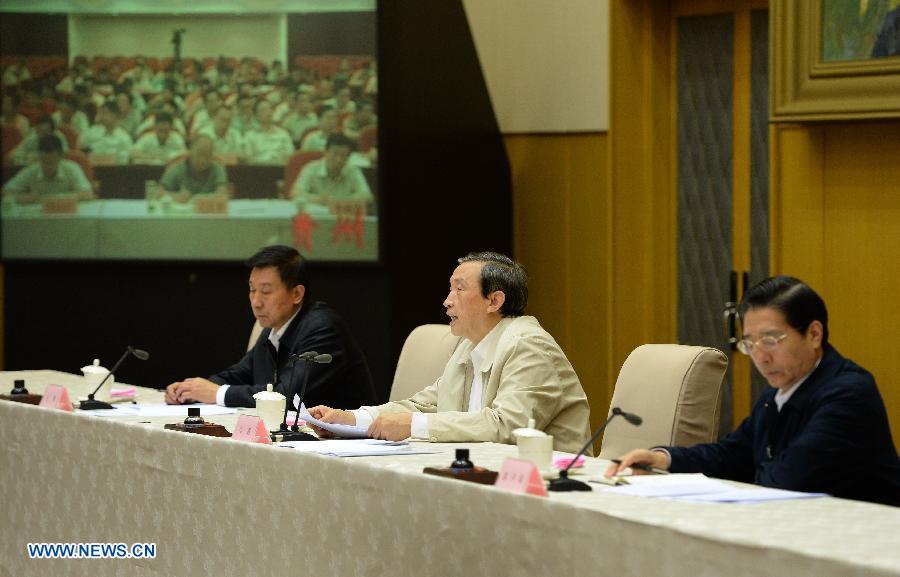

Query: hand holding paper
[300,404,369,439]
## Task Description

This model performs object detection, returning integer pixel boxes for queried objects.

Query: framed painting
[771,0,900,121]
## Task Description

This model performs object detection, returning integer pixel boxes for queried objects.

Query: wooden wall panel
[772,120,900,448]
[507,133,611,430]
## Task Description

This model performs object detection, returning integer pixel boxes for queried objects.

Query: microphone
[547,406,642,492]
[79,346,150,411]
[272,351,333,442]
[612,406,642,426]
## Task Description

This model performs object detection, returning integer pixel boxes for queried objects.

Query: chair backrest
[599,344,728,459]
[248,320,264,352]
[2,124,24,158]
[59,124,79,149]
[358,125,377,153]
[389,324,461,402]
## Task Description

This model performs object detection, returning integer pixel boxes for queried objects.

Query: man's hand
[604,448,670,478]
[164,377,220,405]
[173,190,191,204]
[367,413,412,441]
[306,405,356,438]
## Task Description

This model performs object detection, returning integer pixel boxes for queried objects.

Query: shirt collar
[774,355,822,411]
[468,318,507,373]
[268,305,302,351]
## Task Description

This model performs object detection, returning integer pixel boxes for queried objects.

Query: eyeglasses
[736,333,788,355]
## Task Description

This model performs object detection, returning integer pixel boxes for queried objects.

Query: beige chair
[389,324,461,401]
[248,320,264,352]
[598,344,728,459]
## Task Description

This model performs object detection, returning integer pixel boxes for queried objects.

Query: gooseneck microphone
[271,351,333,442]
[79,346,150,411]
[611,406,642,426]
[547,406,643,492]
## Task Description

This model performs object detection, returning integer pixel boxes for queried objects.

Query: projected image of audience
[1,8,378,262]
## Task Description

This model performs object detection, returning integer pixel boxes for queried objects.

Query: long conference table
[1,199,378,260]
[1,371,899,577]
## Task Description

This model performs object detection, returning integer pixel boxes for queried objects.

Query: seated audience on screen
[2,93,30,136]
[4,54,379,202]
[300,108,339,152]
[292,134,372,213]
[10,115,69,165]
[51,96,90,142]
[132,111,186,163]
[309,252,592,453]
[343,99,376,142]
[135,101,187,138]
[232,94,259,135]
[3,134,92,203]
[80,101,133,164]
[158,135,227,201]
[165,245,377,409]
[281,93,319,144]
[188,88,223,137]
[243,100,294,164]
[115,90,143,138]
[606,276,900,507]
[200,106,244,158]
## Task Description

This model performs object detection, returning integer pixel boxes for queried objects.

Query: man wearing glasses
[607,276,900,506]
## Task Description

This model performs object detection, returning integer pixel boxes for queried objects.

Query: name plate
[494,457,548,497]
[39,385,73,412]
[231,415,272,444]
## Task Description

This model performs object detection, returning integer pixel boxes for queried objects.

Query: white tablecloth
[1,371,898,577]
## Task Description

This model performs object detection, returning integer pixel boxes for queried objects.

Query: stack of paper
[598,473,826,503]
[277,439,440,457]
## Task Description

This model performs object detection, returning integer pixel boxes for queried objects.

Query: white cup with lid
[253,384,286,432]
[512,418,553,470]
[81,358,112,402]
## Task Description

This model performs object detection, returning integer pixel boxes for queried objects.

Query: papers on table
[598,473,826,503]
[277,438,440,457]
[297,403,369,439]
[80,403,237,418]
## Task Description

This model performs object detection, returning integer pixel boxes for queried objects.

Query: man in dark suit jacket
[165,245,376,409]
[607,276,900,507]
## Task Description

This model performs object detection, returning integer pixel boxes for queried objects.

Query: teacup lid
[81,358,109,374]
[253,383,285,401]
[512,418,547,438]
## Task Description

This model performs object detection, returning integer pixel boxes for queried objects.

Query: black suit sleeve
[213,304,374,409]
[666,410,757,483]
[208,350,255,390]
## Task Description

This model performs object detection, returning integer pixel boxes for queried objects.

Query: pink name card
[39,385,73,412]
[231,415,272,444]
[494,457,548,497]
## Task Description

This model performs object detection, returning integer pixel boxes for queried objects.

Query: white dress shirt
[215,307,301,406]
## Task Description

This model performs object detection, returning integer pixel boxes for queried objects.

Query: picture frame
[771,0,900,122]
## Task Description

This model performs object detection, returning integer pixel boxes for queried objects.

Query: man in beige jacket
[309,251,592,453]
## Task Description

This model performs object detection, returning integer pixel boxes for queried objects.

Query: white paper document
[603,474,732,497]
[601,473,826,503]
[670,487,827,503]
[297,403,369,439]
[81,403,237,418]
[277,439,440,457]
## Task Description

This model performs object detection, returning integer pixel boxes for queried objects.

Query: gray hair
[457,251,528,317]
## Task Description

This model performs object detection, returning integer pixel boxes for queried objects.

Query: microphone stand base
[271,430,319,442]
[0,393,43,406]
[79,399,115,410]
[547,476,593,492]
